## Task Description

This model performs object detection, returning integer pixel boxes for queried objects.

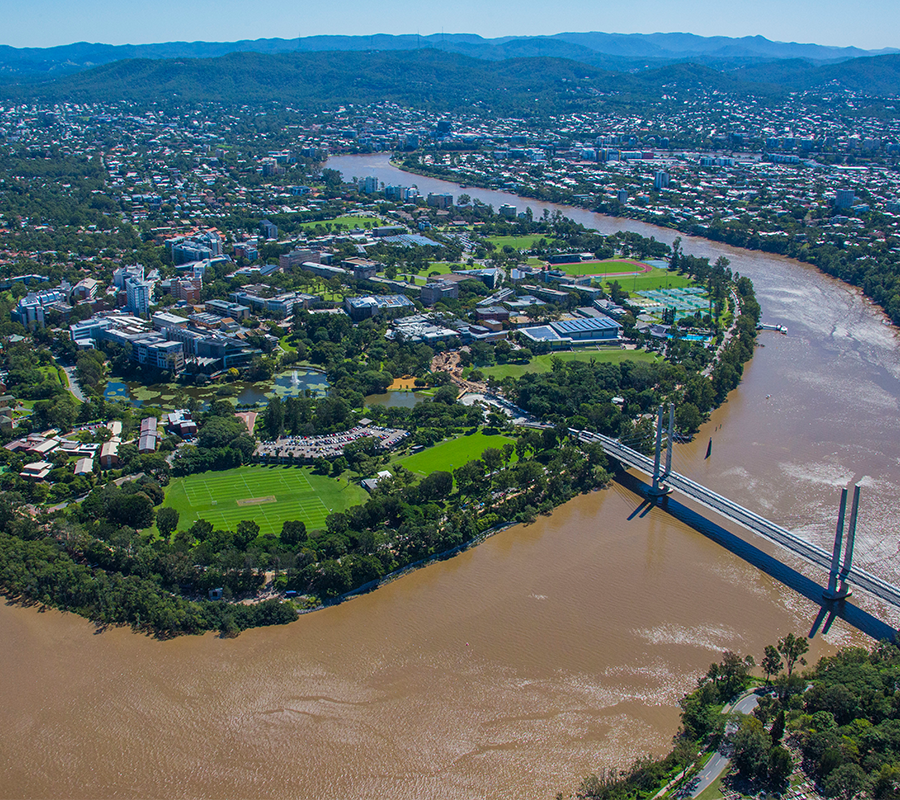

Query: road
[688,691,760,798]
[61,365,86,402]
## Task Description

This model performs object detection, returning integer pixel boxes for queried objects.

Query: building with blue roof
[552,317,620,339]
[380,233,439,248]
[517,315,621,348]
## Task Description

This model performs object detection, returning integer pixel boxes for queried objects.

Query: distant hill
[0,30,895,83]
[4,48,900,111]
[736,53,900,96]
[555,31,892,61]
[0,50,637,113]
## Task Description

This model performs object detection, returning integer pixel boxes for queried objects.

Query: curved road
[688,691,761,798]
[61,364,86,402]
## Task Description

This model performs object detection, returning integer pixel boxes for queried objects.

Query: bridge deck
[576,429,900,611]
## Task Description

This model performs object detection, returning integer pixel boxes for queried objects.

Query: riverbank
[293,278,760,615]
[0,155,897,800]
[301,519,521,612]
[392,155,900,328]
[18,264,763,636]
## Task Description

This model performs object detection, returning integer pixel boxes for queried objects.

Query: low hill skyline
[0,30,897,84]
[6,47,900,112]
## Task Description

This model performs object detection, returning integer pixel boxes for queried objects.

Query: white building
[126,278,153,316]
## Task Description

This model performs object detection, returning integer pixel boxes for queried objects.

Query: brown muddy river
[1,156,899,799]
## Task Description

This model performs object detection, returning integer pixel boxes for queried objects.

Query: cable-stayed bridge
[570,405,900,613]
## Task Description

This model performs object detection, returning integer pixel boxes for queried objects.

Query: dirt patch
[234,410,257,435]
[236,495,276,506]
[388,376,420,390]
[430,350,489,395]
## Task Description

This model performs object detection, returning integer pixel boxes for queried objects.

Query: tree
[454,460,485,498]
[872,764,900,800]
[675,402,703,434]
[316,559,352,598]
[156,506,179,538]
[768,744,793,787]
[235,519,260,550]
[281,520,307,547]
[207,399,238,418]
[773,671,807,704]
[263,396,284,439]
[33,395,77,431]
[753,694,778,725]
[778,633,809,677]
[418,470,453,501]
[189,519,214,542]
[672,733,698,785]
[824,763,868,800]
[731,716,771,782]
[708,650,755,700]
[761,644,783,684]
[76,351,106,391]
[107,492,155,529]
[670,236,682,270]
[198,416,245,449]
[482,447,503,474]
[679,682,720,740]
[433,385,458,405]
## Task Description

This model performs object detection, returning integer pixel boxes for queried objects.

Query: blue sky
[4,0,900,50]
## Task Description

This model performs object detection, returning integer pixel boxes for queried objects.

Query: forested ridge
[1,51,634,114]
[8,48,900,104]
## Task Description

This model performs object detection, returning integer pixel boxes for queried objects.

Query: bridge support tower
[823,484,861,601]
[648,403,675,501]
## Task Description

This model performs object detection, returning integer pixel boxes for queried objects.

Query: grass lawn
[297,214,380,231]
[427,261,462,274]
[481,349,660,380]
[303,286,345,301]
[486,234,557,250]
[392,263,467,286]
[38,366,63,384]
[693,773,725,800]
[602,267,697,293]
[392,431,516,476]
[278,335,297,352]
[163,465,367,535]
[555,258,649,276]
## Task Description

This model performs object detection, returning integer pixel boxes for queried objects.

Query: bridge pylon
[838,484,861,596]
[648,403,675,501]
[824,484,860,601]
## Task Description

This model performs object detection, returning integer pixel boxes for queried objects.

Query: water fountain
[291,370,300,388]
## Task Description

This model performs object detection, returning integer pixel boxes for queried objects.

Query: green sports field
[481,349,660,380]
[486,234,557,250]
[555,258,650,276]
[549,262,697,293]
[392,431,516,476]
[163,465,368,535]
[297,215,380,231]
[601,267,696,292]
